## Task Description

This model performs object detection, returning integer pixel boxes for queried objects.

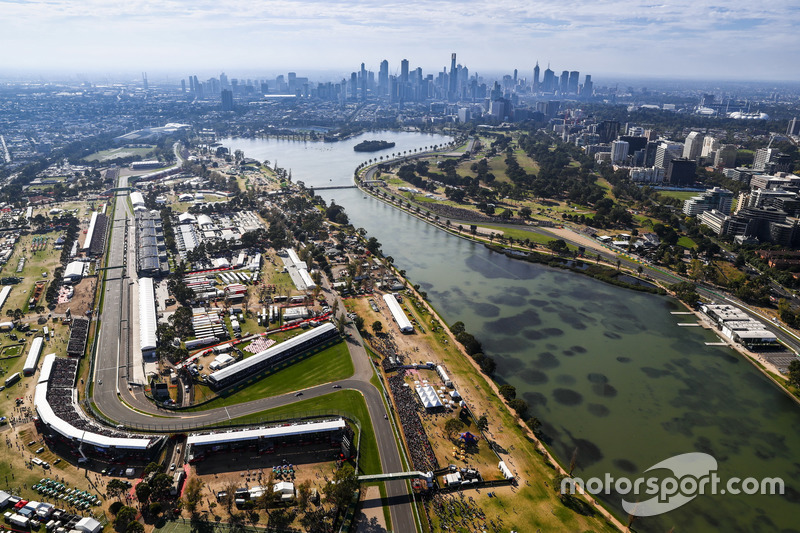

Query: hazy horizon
[2,0,799,82]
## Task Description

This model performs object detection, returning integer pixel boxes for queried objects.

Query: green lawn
[227,390,381,475]
[83,145,155,162]
[677,236,697,248]
[658,190,699,202]
[191,341,354,410]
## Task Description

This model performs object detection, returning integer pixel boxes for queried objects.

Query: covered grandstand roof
[138,278,157,353]
[82,212,99,251]
[187,419,346,446]
[0,286,11,312]
[38,353,56,384]
[208,322,337,384]
[34,383,152,450]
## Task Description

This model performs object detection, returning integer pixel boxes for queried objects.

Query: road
[360,163,800,356]
[89,174,418,532]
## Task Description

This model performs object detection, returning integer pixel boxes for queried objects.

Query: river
[223,132,800,533]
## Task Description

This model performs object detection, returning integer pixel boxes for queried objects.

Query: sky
[2,0,800,82]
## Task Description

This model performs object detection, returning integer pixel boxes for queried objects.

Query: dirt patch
[55,276,97,316]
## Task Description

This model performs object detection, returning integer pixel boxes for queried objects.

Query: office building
[666,158,697,185]
[629,167,665,183]
[655,142,684,169]
[611,140,630,164]
[533,62,540,90]
[596,120,620,144]
[683,131,704,161]
[582,74,593,97]
[787,117,800,136]
[221,89,234,111]
[568,71,579,94]
[714,144,738,168]
[683,187,733,216]
[542,67,555,92]
[560,71,569,93]
[379,60,389,96]
[701,136,719,157]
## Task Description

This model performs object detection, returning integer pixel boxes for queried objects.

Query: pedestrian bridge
[357,471,431,483]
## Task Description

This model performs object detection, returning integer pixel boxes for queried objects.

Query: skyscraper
[560,71,569,93]
[378,60,389,96]
[582,74,593,97]
[401,59,409,84]
[787,117,800,136]
[221,89,234,111]
[568,71,579,94]
[448,53,457,101]
[533,62,540,90]
[611,140,630,164]
[542,66,555,92]
[683,131,704,161]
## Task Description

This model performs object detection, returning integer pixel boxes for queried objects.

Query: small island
[353,140,396,152]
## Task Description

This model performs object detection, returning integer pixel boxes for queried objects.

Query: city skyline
[2,0,800,81]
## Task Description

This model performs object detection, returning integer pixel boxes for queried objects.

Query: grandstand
[34,354,162,462]
[187,418,350,464]
[206,322,339,390]
[66,318,89,358]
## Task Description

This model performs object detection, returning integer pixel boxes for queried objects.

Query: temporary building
[383,294,413,333]
[138,278,157,356]
[23,337,44,376]
[415,384,443,409]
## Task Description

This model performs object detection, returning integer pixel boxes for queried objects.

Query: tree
[372,320,383,334]
[788,360,800,388]
[444,418,465,439]
[183,477,205,514]
[499,384,517,400]
[477,415,489,432]
[323,464,358,511]
[352,315,365,331]
[547,239,568,253]
[134,481,151,504]
[508,398,529,418]
[126,522,144,533]
[107,479,128,501]
[366,237,382,256]
[296,480,312,512]
[114,506,137,532]
[519,206,532,219]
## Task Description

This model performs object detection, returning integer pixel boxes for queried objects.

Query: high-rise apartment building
[611,140,630,164]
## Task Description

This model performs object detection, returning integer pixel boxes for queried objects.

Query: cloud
[1,0,798,79]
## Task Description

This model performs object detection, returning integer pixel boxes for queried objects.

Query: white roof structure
[179,225,198,250]
[33,383,152,450]
[286,248,301,265]
[415,384,443,409]
[383,294,413,333]
[0,285,11,311]
[187,419,345,446]
[38,353,56,384]
[63,261,86,281]
[197,214,214,227]
[130,191,145,208]
[299,269,316,290]
[82,212,99,251]
[208,323,337,385]
[178,212,196,224]
[23,337,44,375]
[138,278,157,354]
[75,517,103,533]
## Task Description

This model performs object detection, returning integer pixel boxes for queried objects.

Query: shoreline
[353,164,628,531]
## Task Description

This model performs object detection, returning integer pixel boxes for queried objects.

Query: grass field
[191,341,353,410]
[677,236,697,248]
[84,145,155,162]
[657,190,700,202]
[227,390,381,475]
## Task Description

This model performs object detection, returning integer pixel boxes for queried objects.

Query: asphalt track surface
[90,178,417,532]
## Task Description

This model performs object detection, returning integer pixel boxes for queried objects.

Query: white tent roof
[23,337,44,375]
[138,278,157,352]
[383,294,413,333]
[415,385,443,409]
